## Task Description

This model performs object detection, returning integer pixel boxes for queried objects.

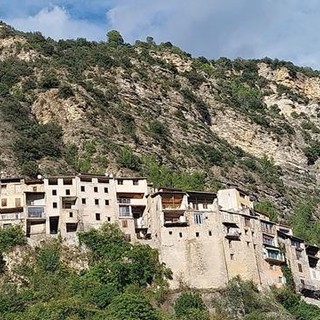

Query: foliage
[142,156,205,190]
[174,292,208,319]
[290,200,320,246]
[0,225,26,253]
[273,287,320,320]
[254,199,279,222]
[116,147,141,171]
[108,293,159,320]
[149,120,171,144]
[107,30,124,46]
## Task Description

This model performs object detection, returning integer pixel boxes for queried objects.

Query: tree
[106,30,124,46]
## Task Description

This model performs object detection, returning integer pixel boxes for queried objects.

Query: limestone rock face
[2,22,320,215]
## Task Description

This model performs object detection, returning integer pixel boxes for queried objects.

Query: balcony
[265,249,285,265]
[27,206,45,219]
[0,212,22,220]
[164,214,188,227]
[118,198,131,204]
[134,217,147,230]
[225,228,241,240]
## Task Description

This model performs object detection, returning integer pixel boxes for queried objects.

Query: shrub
[0,225,25,252]
[108,293,159,320]
[174,292,206,318]
[116,147,141,171]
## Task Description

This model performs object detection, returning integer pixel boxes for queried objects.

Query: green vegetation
[254,199,279,222]
[0,223,319,319]
[290,200,320,246]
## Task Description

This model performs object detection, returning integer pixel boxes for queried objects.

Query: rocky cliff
[1,22,320,221]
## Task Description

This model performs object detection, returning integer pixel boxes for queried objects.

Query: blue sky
[1,0,320,68]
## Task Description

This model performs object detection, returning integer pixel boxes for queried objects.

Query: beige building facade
[0,176,319,297]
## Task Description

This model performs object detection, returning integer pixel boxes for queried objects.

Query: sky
[1,0,320,68]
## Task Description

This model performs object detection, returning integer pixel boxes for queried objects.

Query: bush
[116,147,141,171]
[0,225,25,252]
[174,292,206,318]
[108,293,159,320]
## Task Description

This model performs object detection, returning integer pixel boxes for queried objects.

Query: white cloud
[6,6,105,40]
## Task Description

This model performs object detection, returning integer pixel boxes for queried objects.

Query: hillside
[1,22,320,224]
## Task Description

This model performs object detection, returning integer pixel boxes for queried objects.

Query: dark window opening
[66,223,77,233]
[82,198,86,204]
[209,231,212,236]
[49,216,59,234]
[53,202,57,208]
[94,187,98,192]
[196,232,199,237]
[105,200,109,205]
[66,189,70,195]
[81,186,85,192]
[52,190,57,196]
[69,212,73,218]
[179,232,183,238]
[96,213,101,221]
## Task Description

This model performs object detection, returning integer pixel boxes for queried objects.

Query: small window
[94,186,98,192]
[301,279,305,285]
[245,229,248,235]
[53,202,57,208]
[82,198,86,204]
[95,199,99,205]
[196,232,199,237]
[81,186,85,192]
[247,241,250,247]
[1,198,7,207]
[105,200,109,205]
[48,179,58,185]
[298,263,303,273]
[52,190,57,196]
[269,264,274,270]
[107,217,111,222]
[194,213,203,224]
[203,203,208,209]
[252,231,255,236]
[169,231,172,235]
[208,230,212,236]
[133,179,139,185]
[229,240,232,248]
[117,179,123,185]
[66,189,70,195]
[96,213,101,221]
[69,212,73,218]
[278,276,283,284]
[230,254,234,260]
[104,187,108,193]
[179,232,183,238]
[253,244,257,250]
[1,184,7,189]
[122,220,128,227]
[125,234,131,242]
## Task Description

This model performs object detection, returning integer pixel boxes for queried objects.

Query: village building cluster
[0,174,319,297]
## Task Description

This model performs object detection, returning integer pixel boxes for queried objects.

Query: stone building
[0,176,319,297]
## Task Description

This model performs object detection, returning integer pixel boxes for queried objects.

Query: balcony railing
[265,250,285,264]
[118,198,131,204]
[27,206,45,219]
[225,228,241,240]
[0,213,22,220]
[164,215,188,227]
[263,238,275,247]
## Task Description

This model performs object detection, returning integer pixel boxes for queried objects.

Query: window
[107,217,111,222]
[119,206,131,217]
[15,198,21,207]
[298,263,303,273]
[104,187,108,193]
[169,231,172,235]
[94,186,98,192]
[66,189,70,195]
[52,190,57,196]
[192,203,199,210]
[230,254,234,260]
[53,202,57,208]
[69,212,73,218]
[301,279,305,285]
[95,199,99,206]
[1,198,7,207]
[194,213,204,224]
[122,220,128,228]
[82,198,86,204]
[63,178,73,185]
[247,241,250,247]
[96,213,101,221]
[81,186,85,192]
[203,203,208,209]
[252,231,255,236]
[49,179,58,185]
[66,223,77,233]
[1,184,7,189]
[117,179,123,185]
[179,232,183,238]
[245,218,251,227]
[228,240,232,248]
[263,234,274,246]
[133,179,139,185]
[278,276,283,284]
[105,200,109,205]
[245,229,248,235]
[196,232,199,237]
[296,250,302,260]
[208,231,212,236]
